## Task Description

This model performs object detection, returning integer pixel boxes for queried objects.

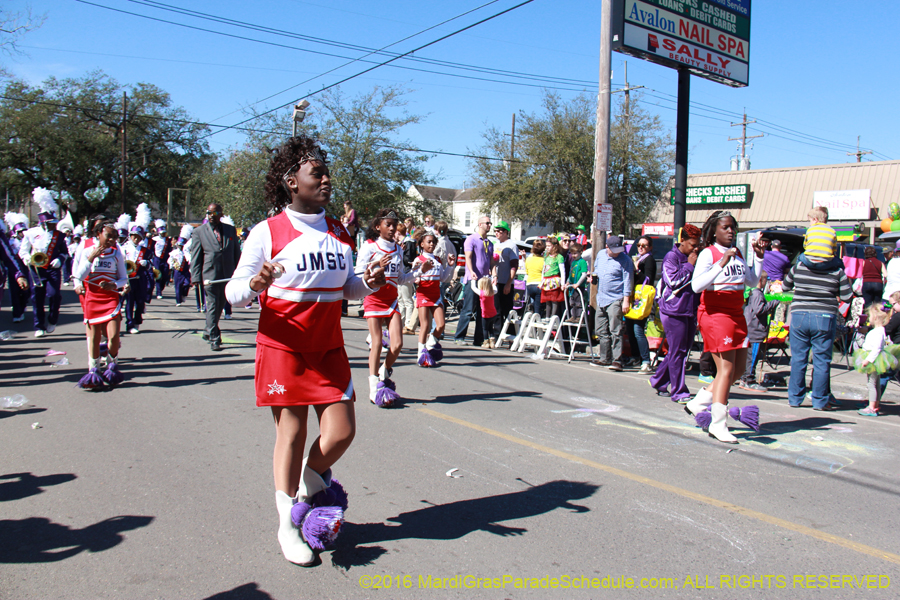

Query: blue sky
[5,0,899,189]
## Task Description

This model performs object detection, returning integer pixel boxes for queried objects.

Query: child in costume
[224,136,384,566]
[476,276,499,348]
[412,232,451,367]
[356,209,429,406]
[540,236,566,322]
[73,221,128,389]
[854,304,896,417]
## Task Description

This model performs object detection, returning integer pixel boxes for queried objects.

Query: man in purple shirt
[453,215,494,345]
[761,239,791,282]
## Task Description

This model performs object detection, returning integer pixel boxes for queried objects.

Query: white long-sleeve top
[225,207,372,310]
[73,243,128,289]
[354,237,416,287]
[412,252,454,284]
[692,242,760,293]
[862,326,887,364]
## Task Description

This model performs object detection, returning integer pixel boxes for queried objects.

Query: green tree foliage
[471,91,673,236]
[199,85,442,228]
[0,71,211,220]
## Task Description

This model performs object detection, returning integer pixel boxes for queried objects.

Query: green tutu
[852,345,900,374]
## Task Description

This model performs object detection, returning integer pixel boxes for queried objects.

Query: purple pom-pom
[77,367,106,390]
[382,378,396,391]
[430,342,443,362]
[327,478,349,511]
[729,405,760,432]
[290,500,313,528]
[694,408,712,431]
[381,329,390,348]
[374,380,400,407]
[103,362,125,386]
[300,506,344,550]
[418,347,435,367]
[99,342,108,356]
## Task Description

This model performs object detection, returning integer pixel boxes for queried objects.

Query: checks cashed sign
[612,0,751,87]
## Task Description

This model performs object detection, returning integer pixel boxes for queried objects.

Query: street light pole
[292,99,310,137]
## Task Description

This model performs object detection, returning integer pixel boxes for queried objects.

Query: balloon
[882,218,894,234]
[891,220,900,232]
[892,202,900,220]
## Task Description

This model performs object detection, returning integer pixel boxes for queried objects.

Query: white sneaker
[46,324,56,333]
[156,295,163,300]
[34,329,46,338]
[129,327,139,334]
[639,362,652,374]
[224,314,232,320]
[175,303,182,307]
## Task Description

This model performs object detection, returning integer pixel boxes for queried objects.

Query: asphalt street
[2,290,899,600]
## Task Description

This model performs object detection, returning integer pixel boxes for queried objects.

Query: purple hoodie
[657,246,700,317]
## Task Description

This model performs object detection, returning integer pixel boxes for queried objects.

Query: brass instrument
[30,252,49,268]
[125,259,137,278]
[28,252,48,288]
[152,267,162,281]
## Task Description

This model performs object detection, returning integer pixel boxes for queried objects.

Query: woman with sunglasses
[627,236,656,373]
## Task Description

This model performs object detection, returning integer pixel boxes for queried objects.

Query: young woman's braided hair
[264,135,329,214]
[700,210,738,249]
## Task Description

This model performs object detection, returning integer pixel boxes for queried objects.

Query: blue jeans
[627,317,650,364]
[454,283,484,345]
[788,311,837,408]
[526,284,543,317]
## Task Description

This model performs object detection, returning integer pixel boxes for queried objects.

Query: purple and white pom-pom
[694,407,712,431]
[103,362,125,386]
[728,405,760,432]
[374,380,400,407]
[300,506,344,550]
[418,348,436,367]
[430,342,444,362]
[381,329,390,348]
[77,368,106,390]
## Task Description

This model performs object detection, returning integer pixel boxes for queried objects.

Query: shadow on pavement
[0,515,154,563]
[0,472,76,502]
[331,480,598,569]
[0,408,46,420]
[202,583,275,600]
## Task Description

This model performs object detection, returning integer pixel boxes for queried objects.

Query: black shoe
[590,359,611,367]
[608,361,624,372]
[210,340,222,351]
[202,333,209,341]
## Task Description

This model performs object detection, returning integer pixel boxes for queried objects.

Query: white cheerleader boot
[275,491,314,565]
[378,362,392,381]
[426,333,438,349]
[707,403,738,444]
[684,387,713,417]
[368,375,379,402]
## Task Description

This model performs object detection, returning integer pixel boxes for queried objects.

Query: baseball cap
[607,235,624,253]
[494,220,510,233]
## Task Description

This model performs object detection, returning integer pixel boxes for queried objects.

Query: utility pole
[847,136,872,163]
[591,0,613,309]
[121,91,127,214]
[728,111,763,169]
[510,113,516,160]
[611,61,643,235]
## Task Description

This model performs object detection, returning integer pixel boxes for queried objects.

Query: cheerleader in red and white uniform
[225,136,385,566]
[686,211,765,443]
[355,209,430,406]
[412,232,452,367]
[73,221,128,389]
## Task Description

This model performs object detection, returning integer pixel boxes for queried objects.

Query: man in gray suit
[190,203,241,351]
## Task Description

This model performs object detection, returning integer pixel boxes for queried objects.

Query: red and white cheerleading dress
[225,208,373,407]
[691,243,760,353]
[73,239,128,325]
[413,252,450,308]
[355,238,414,318]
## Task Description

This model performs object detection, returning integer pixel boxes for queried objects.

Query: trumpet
[28,252,48,288]
[125,259,137,278]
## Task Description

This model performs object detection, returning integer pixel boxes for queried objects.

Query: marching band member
[123,225,151,334]
[18,188,69,338]
[168,225,193,306]
[225,135,384,566]
[3,213,30,322]
[74,221,128,389]
[152,219,173,299]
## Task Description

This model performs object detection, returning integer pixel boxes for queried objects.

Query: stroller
[444,279,465,318]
